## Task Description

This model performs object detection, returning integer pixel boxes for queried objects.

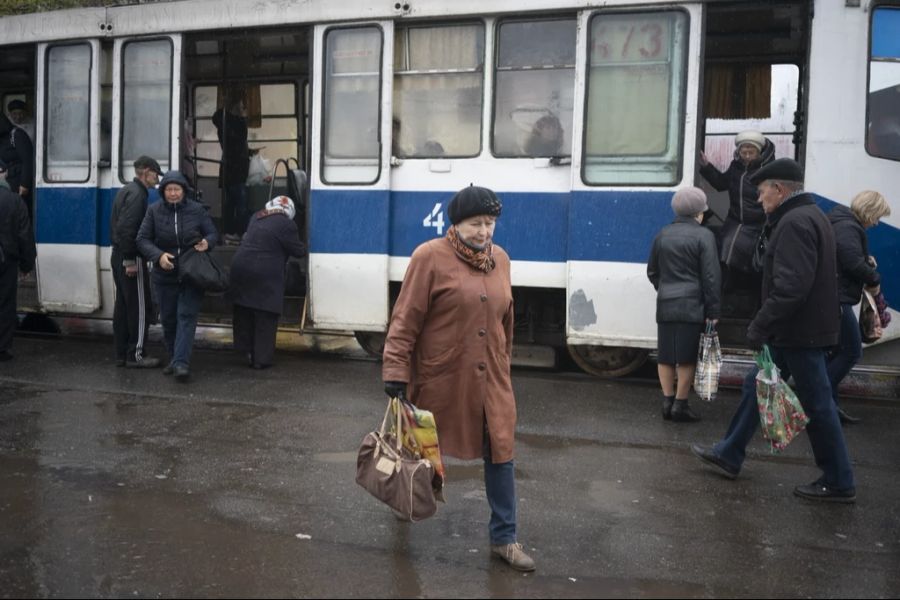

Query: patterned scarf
[446,225,495,273]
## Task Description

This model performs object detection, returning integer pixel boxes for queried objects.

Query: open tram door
[34,40,105,313]
[307,22,394,339]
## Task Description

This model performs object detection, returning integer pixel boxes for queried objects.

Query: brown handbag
[355,398,438,522]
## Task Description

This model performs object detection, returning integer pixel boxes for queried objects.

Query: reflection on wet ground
[0,336,898,598]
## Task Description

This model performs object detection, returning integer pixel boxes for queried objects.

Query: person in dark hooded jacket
[826,191,891,425]
[699,130,776,285]
[228,195,306,369]
[136,171,218,381]
[212,91,250,239]
[0,113,34,214]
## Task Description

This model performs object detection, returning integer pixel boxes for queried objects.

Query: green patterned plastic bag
[754,345,810,453]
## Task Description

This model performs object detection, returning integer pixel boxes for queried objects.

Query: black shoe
[691,444,740,479]
[836,407,861,425]
[126,356,161,369]
[116,358,126,367]
[251,363,271,370]
[662,396,674,420]
[671,399,701,423]
[793,481,856,503]
[173,365,190,381]
[162,364,175,376]
[0,351,13,362]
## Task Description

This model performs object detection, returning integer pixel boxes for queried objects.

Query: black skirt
[657,322,703,366]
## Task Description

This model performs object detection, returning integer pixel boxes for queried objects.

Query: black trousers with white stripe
[111,250,152,363]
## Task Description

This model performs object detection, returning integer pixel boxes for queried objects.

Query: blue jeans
[825,303,862,407]
[714,346,855,491]
[483,428,516,545]
[155,282,204,368]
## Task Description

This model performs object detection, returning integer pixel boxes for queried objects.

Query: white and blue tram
[0,0,897,376]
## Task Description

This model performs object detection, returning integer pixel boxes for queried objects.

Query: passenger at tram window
[391,118,412,158]
[212,89,250,243]
[523,113,565,157]
[421,140,445,157]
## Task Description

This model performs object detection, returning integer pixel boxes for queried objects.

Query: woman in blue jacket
[137,171,218,381]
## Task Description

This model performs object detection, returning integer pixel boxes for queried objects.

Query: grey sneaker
[490,542,535,572]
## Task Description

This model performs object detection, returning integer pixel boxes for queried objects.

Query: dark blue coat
[228,209,306,314]
[136,176,218,286]
[828,205,880,305]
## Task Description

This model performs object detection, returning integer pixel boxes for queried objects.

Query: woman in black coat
[136,171,218,381]
[647,187,721,422]
[699,130,775,284]
[228,196,306,369]
[826,191,891,424]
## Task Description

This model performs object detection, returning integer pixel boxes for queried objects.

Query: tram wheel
[354,331,386,359]
[566,344,648,378]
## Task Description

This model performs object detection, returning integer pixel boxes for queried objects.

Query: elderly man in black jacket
[0,158,36,361]
[110,156,162,368]
[691,158,856,503]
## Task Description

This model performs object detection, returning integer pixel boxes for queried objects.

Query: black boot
[836,407,861,425]
[671,399,701,423]
[662,395,675,420]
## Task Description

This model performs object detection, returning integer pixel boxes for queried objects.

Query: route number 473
[423,203,445,235]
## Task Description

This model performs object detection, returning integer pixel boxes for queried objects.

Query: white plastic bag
[246,153,272,186]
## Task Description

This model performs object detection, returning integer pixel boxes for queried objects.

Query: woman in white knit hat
[699,130,775,287]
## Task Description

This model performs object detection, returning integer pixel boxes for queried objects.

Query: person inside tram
[227,195,306,370]
[646,186,721,423]
[698,130,776,299]
[382,185,536,572]
[136,170,218,382]
[826,190,891,425]
[212,89,250,244]
[0,110,34,217]
[523,113,565,157]
[0,158,36,362]
[6,99,33,141]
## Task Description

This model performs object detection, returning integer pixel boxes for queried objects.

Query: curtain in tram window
[705,64,771,119]
[585,65,670,156]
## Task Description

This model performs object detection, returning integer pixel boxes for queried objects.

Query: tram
[0,0,897,376]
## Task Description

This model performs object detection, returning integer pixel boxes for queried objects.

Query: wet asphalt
[0,334,898,598]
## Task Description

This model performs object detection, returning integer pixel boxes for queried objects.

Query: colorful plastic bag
[694,321,722,401]
[754,345,810,453]
[397,399,445,501]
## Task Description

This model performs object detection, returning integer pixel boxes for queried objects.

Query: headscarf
[265,195,296,220]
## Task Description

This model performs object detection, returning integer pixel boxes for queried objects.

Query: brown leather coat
[383,237,516,463]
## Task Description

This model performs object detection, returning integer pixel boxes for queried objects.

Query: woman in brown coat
[382,185,534,572]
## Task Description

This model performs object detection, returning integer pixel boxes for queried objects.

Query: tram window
[492,18,575,158]
[582,11,688,186]
[322,27,382,184]
[393,23,484,158]
[45,44,92,183]
[866,6,900,162]
[120,39,173,183]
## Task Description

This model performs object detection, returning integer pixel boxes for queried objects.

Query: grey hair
[771,179,803,193]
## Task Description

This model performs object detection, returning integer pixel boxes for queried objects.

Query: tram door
[308,22,393,332]
[35,40,104,313]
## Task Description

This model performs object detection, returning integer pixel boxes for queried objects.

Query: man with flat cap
[691,158,856,503]
[0,158,35,361]
[110,156,163,368]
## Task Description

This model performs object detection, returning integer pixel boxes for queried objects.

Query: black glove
[384,381,408,402]
[746,328,766,352]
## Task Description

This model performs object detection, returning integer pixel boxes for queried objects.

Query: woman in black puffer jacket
[137,171,218,381]
[826,191,891,424]
[699,130,776,283]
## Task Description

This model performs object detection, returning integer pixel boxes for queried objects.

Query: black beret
[6,99,26,111]
[749,158,804,185]
[447,185,502,225]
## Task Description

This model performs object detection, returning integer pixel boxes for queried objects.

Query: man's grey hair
[771,179,803,193]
